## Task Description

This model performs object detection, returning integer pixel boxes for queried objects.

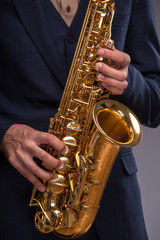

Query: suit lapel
[12,0,66,87]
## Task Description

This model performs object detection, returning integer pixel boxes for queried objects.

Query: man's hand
[0,124,67,192]
[96,47,130,95]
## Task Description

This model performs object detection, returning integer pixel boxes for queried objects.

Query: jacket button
[68,36,75,44]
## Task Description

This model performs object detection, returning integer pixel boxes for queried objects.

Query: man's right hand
[0,124,67,192]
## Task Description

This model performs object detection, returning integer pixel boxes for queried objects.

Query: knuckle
[123,81,128,89]
[122,53,131,66]
[126,53,131,64]
[122,54,126,64]
[120,72,126,81]
[21,139,31,150]
[33,129,42,139]
[124,71,128,79]
[8,154,15,164]
[23,126,34,139]
[121,54,126,63]
[120,53,129,66]
[45,133,52,142]
[46,133,56,143]
[15,148,23,161]
[39,150,48,160]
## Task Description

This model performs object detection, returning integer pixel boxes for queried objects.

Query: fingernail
[52,173,58,180]
[62,146,69,155]
[57,162,64,170]
[98,74,105,81]
[98,49,105,56]
[38,185,46,192]
[107,41,112,49]
[95,62,102,70]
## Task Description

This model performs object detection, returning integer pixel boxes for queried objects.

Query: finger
[21,139,62,168]
[33,131,67,154]
[13,147,58,182]
[22,156,57,182]
[101,83,124,95]
[98,48,131,68]
[12,158,46,192]
[98,74,128,90]
[96,62,128,82]
[33,145,61,168]
[10,149,58,190]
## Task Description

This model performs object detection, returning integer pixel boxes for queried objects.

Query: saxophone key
[63,208,78,228]
[56,156,72,175]
[66,122,82,134]
[68,173,77,192]
[63,135,77,147]
[47,174,68,194]
[72,98,89,105]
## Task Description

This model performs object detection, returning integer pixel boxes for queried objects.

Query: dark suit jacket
[0,0,160,239]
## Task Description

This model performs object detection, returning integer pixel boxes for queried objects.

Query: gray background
[133,0,160,239]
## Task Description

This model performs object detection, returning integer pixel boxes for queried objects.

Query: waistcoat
[40,0,89,78]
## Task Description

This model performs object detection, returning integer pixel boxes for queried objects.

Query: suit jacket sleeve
[112,0,160,127]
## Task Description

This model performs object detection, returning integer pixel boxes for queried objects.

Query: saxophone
[30,0,142,238]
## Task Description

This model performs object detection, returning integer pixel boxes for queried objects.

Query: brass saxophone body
[30,0,142,238]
